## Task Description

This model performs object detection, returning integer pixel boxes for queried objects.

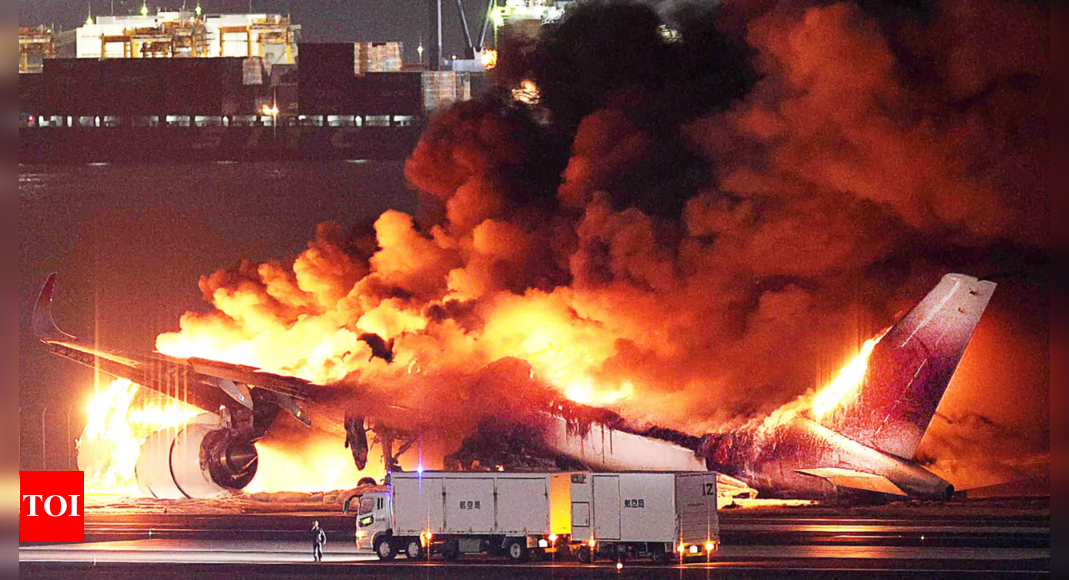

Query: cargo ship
[19,40,480,163]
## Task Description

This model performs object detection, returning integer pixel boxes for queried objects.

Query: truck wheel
[576,545,593,564]
[505,538,529,563]
[404,538,425,560]
[650,547,670,566]
[374,536,396,561]
[441,542,461,562]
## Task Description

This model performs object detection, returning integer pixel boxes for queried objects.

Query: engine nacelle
[134,413,258,499]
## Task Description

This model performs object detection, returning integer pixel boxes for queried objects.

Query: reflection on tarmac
[19,507,1050,578]
[18,538,1051,564]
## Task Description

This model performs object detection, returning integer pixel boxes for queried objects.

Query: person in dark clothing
[311,520,326,562]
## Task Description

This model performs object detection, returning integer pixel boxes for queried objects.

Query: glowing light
[689,545,699,554]
[512,79,540,104]
[616,562,623,570]
[548,534,558,543]
[480,48,498,70]
[140,2,149,17]
[490,8,505,29]
[588,539,596,548]
[811,329,890,419]
[79,378,200,494]
[704,541,716,552]
[677,544,686,554]
[416,463,425,475]
[245,440,380,494]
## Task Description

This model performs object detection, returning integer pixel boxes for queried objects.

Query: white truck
[568,471,719,564]
[356,471,573,562]
[355,470,718,564]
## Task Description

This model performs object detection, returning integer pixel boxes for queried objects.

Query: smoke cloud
[156,0,1049,482]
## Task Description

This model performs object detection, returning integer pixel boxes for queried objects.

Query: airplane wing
[796,467,907,496]
[32,273,428,481]
[32,273,317,426]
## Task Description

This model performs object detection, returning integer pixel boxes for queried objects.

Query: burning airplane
[33,271,993,501]
[704,274,996,500]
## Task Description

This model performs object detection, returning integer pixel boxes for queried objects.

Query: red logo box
[20,471,85,542]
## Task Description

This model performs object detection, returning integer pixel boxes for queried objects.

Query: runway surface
[20,504,1050,579]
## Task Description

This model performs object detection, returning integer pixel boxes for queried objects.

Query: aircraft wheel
[374,535,396,561]
[576,545,593,563]
[404,538,425,560]
[505,538,529,563]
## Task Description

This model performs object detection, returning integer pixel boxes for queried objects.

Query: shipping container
[355,42,403,74]
[421,71,471,113]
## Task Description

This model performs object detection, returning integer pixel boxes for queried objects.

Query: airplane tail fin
[819,274,996,460]
[32,273,78,343]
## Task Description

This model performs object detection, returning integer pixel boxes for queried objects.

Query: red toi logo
[20,471,85,542]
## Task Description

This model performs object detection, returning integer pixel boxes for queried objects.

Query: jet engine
[134,413,258,499]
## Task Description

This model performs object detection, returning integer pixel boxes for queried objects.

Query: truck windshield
[359,497,376,515]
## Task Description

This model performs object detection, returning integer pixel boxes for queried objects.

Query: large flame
[78,378,201,494]
[811,328,889,420]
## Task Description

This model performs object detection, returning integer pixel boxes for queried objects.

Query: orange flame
[480,48,498,70]
[811,328,889,420]
[78,378,201,494]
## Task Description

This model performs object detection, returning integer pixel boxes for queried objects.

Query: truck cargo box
[570,472,718,545]
[389,471,572,537]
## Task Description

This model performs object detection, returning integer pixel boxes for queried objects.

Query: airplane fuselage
[706,415,953,500]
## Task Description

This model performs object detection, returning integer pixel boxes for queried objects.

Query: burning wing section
[32,274,318,423]
[31,274,321,497]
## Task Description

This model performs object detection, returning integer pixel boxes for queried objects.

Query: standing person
[311,520,326,562]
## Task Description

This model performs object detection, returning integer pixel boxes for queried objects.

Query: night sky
[18,0,490,64]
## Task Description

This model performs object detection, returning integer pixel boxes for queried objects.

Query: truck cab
[355,491,392,550]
